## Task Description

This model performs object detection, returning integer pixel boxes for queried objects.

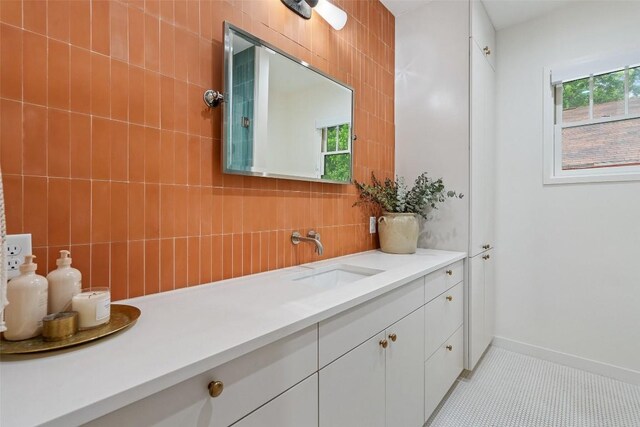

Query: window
[320,123,351,182]
[544,52,640,184]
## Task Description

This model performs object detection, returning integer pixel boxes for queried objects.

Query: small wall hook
[203,89,224,108]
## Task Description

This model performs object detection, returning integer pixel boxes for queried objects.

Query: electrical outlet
[4,233,32,279]
[369,216,377,234]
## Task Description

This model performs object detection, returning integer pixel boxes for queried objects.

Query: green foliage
[323,154,350,182]
[563,67,640,110]
[338,124,349,150]
[354,172,463,219]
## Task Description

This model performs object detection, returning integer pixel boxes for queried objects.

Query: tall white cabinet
[395,0,496,371]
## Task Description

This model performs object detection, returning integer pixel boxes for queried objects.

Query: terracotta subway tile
[23,1,47,35]
[222,234,232,279]
[128,124,145,182]
[69,0,90,49]
[145,0,160,18]
[174,28,189,81]
[174,237,188,289]
[23,31,47,106]
[47,109,70,177]
[48,0,70,42]
[22,104,47,176]
[128,182,145,240]
[159,129,175,183]
[159,1,174,24]
[259,231,269,273]
[145,239,160,294]
[242,233,252,276]
[91,117,111,179]
[160,76,174,130]
[187,185,200,236]
[24,176,48,246]
[144,71,160,127]
[110,241,128,300]
[211,234,222,282]
[128,240,145,297]
[200,187,212,235]
[186,0,199,34]
[144,14,160,71]
[173,184,188,236]
[128,6,144,67]
[173,131,188,184]
[1,99,22,174]
[110,1,128,61]
[187,236,199,285]
[1,24,23,101]
[91,180,111,243]
[174,0,187,29]
[200,235,212,283]
[91,52,111,118]
[160,238,174,292]
[3,175,23,233]
[186,34,199,84]
[91,0,110,55]
[128,65,145,125]
[187,134,200,185]
[70,46,91,113]
[145,183,160,239]
[48,39,70,110]
[159,21,175,76]
[111,59,129,121]
[47,178,70,246]
[144,127,160,182]
[173,80,188,133]
[159,184,175,238]
[70,179,91,244]
[0,0,22,26]
[32,247,49,275]
[111,182,129,242]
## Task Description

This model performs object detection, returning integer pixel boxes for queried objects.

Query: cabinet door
[483,249,495,350]
[470,40,496,258]
[319,332,386,427]
[386,307,425,427]
[468,253,486,369]
[232,374,318,427]
[471,0,496,70]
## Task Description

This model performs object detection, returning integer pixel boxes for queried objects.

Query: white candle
[71,289,111,329]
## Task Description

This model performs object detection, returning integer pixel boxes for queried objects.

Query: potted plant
[355,173,463,254]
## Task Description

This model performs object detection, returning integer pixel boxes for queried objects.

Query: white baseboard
[492,336,640,386]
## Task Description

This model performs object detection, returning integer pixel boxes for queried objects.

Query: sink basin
[291,264,383,287]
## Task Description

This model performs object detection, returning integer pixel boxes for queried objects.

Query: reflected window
[321,123,351,182]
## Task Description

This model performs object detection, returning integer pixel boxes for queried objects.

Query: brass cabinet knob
[388,333,397,342]
[483,254,491,260]
[446,345,453,351]
[379,339,388,349]
[445,270,453,276]
[483,46,491,55]
[208,380,224,398]
[446,295,453,302]
[482,244,490,249]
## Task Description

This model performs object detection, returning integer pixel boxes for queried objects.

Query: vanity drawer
[424,326,464,421]
[425,282,464,359]
[86,325,317,427]
[425,260,463,303]
[319,277,424,368]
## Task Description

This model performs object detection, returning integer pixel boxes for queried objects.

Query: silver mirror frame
[222,22,355,185]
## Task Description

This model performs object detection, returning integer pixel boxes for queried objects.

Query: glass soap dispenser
[4,255,48,341]
[47,250,82,314]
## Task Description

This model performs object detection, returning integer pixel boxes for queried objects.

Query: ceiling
[379,0,576,30]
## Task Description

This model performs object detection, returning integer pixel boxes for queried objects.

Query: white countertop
[0,249,465,426]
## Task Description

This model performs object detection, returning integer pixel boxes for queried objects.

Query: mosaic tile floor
[427,346,640,427]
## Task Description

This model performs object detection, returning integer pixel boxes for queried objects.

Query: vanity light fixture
[281,0,348,30]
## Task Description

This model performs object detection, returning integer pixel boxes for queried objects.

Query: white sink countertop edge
[0,249,466,427]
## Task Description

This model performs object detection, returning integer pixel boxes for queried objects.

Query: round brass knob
[208,380,224,398]
[446,295,453,302]
[483,46,491,55]
[446,345,453,351]
[379,339,388,349]
[388,333,397,342]
[483,254,491,260]
[482,244,490,249]
[445,270,453,276]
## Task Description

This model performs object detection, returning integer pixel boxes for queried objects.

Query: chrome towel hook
[203,89,224,108]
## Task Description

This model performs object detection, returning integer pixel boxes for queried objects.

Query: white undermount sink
[291,264,383,287]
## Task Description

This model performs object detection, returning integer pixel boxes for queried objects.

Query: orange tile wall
[0,0,395,300]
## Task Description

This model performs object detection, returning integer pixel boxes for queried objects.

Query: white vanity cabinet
[319,307,425,427]
[86,325,318,427]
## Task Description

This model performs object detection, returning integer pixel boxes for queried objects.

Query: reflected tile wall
[0,0,395,300]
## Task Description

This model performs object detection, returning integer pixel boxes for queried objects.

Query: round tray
[0,304,141,355]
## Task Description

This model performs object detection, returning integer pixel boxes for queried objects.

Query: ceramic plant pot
[377,212,419,254]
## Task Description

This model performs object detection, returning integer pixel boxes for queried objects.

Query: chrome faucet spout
[291,230,324,256]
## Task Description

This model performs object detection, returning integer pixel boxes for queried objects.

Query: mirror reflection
[224,24,354,183]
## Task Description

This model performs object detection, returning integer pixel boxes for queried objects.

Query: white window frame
[319,123,351,176]
[543,52,640,185]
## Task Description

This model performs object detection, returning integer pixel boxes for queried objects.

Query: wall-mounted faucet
[291,230,324,256]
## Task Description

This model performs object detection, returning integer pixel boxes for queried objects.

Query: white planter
[377,212,419,254]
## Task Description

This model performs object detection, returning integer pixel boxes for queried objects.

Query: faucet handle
[307,230,320,241]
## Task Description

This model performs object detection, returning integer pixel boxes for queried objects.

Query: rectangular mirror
[223,23,354,184]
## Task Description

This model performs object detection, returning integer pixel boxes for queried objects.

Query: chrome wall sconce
[281,0,347,30]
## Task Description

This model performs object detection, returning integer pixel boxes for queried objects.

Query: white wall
[395,0,470,251]
[495,1,640,376]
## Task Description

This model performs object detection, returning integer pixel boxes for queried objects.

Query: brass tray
[0,304,141,355]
